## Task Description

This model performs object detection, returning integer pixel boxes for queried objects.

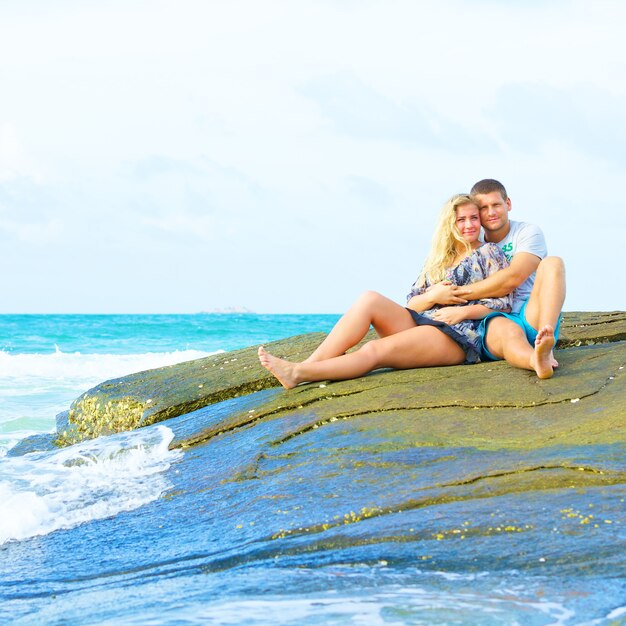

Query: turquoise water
[0,313,340,456]
[0,313,341,354]
[1,315,624,625]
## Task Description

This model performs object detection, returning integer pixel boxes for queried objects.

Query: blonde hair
[415,194,478,288]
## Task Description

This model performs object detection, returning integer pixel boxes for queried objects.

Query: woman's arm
[406,292,435,313]
[432,303,498,325]
[407,280,471,312]
[407,281,458,312]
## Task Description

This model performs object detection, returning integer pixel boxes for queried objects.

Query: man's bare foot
[531,325,555,379]
[550,352,559,369]
[258,346,300,389]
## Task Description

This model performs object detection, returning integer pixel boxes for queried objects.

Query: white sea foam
[0,425,182,545]
[115,586,577,626]
[0,347,215,381]
[0,348,220,452]
[0,345,207,543]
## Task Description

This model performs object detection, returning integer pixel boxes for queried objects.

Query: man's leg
[484,316,555,379]
[521,256,566,369]
[523,256,566,332]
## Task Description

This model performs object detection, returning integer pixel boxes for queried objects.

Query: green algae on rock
[56,333,326,445]
[556,311,626,347]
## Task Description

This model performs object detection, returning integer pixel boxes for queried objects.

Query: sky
[1,0,624,314]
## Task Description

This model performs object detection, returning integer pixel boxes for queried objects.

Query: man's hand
[428,281,472,305]
[432,306,468,325]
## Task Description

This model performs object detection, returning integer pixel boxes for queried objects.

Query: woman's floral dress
[406,243,511,363]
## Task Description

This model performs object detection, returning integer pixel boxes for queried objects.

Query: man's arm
[439,252,540,302]
[462,252,540,299]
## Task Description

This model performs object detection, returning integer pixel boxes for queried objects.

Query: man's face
[474,191,511,235]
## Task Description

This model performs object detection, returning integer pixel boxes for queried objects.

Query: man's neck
[484,221,512,244]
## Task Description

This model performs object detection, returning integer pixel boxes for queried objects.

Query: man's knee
[485,318,525,355]
[538,256,565,279]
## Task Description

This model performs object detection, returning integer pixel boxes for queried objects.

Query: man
[433,179,566,379]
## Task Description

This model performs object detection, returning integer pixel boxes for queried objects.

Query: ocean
[0,313,337,447]
[0,314,339,545]
[1,314,624,625]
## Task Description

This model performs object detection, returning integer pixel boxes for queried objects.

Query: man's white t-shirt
[489,220,547,313]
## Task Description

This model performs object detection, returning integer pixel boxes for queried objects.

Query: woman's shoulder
[476,242,506,259]
[472,243,509,271]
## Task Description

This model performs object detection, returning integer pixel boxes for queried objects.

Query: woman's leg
[259,325,465,389]
[305,291,416,363]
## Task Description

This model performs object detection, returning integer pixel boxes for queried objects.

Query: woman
[258,194,511,389]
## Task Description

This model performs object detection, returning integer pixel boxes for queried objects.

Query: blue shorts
[479,300,562,361]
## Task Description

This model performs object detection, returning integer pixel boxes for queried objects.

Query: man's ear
[506,197,512,211]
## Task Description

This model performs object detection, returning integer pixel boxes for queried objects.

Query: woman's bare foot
[530,325,555,379]
[258,346,300,389]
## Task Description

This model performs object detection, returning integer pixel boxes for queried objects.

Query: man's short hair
[470,179,508,201]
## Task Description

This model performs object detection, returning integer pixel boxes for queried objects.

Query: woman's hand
[427,281,471,305]
[432,306,468,326]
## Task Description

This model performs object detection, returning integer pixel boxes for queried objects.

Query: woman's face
[455,203,481,243]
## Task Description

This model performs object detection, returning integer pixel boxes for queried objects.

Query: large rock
[55,311,626,446]
[176,341,626,452]
[6,311,626,623]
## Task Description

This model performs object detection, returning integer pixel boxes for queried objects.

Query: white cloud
[0,0,624,312]
[0,217,63,244]
[142,213,217,242]
[0,124,41,182]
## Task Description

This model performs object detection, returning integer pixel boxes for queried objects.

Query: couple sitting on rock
[259,178,566,388]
